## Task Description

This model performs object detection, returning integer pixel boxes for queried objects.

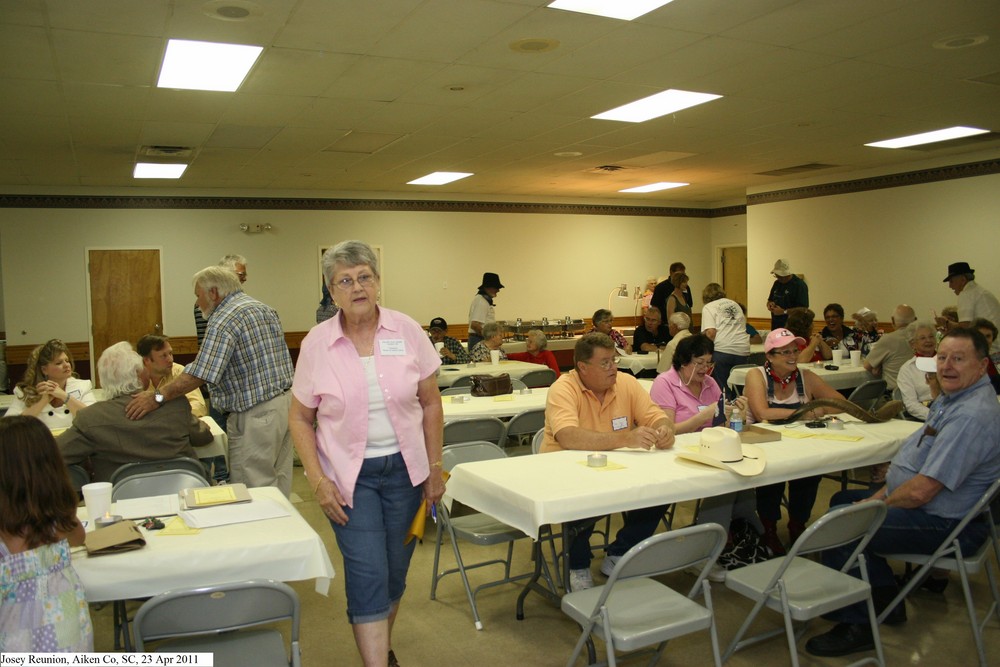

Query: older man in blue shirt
[806,327,1000,657]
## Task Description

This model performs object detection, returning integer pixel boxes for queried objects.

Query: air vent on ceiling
[589,164,629,173]
[967,70,1000,87]
[139,145,195,158]
[756,162,837,177]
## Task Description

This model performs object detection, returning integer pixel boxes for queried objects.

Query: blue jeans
[711,351,748,399]
[822,489,987,623]
[566,505,668,569]
[330,453,423,624]
[756,476,822,523]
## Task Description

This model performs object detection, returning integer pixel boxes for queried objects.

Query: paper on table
[112,494,181,520]
[781,429,863,442]
[178,497,290,528]
[192,486,238,505]
[158,516,201,535]
[492,394,514,402]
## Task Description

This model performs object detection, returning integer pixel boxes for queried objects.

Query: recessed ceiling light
[593,89,722,123]
[865,126,989,149]
[932,34,988,50]
[619,182,688,193]
[555,151,583,157]
[134,163,188,179]
[157,39,263,92]
[547,0,675,21]
[509,38,560,53]
[407,172,473,185]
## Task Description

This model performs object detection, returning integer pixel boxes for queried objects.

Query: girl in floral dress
[0,415,93,652]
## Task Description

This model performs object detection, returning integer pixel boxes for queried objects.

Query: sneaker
[706,563,727,583]
[569,568,594,592]
[599,555,621,577]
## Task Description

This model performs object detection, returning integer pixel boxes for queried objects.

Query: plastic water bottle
[729,406,744,433]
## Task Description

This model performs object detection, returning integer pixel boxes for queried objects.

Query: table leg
[516,526,565,620]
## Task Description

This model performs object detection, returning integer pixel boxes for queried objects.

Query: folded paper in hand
[84,520,146,556]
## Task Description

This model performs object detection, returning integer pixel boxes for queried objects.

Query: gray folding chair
[531,428,546,455]
[112,469,210,500]
[562,523,727,667]
[67,464,91,495]
[511,378,528,391]
[727,363,758,396]
[723,500,888,667]
[877,479,1000,667]
[443,417,506,446]
[451,375,475,388]
[440,386,472,396]
[503,408,545,449]
[430,441,534,630]
[110,456,210,486]
[847,379,888,412]
[520,367,557,388]
[134,579,301,667]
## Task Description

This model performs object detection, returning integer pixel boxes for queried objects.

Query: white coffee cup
[82,482,113,520]
[434,342,444,354]
[850,350,862,367]
[829,348,841,364]
[490,350,501,365]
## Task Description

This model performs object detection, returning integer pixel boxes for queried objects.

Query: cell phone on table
[805,420,826,429]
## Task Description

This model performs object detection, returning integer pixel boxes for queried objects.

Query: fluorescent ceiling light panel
[619,182,688,193]
[548,0,675,21]
[407,172,473,185]
[133,163,187,179]
[865,126,989,149]
[593,89,722,123]
[158,39,263,92]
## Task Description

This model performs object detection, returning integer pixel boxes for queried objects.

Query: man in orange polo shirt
[540,332,674,591]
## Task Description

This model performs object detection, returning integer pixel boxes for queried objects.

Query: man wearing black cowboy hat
[937,261,1000,354]
[468,272,504,350]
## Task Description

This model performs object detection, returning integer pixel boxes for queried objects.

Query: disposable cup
[829,348,841,364]
[490,350,501,365]
[434,342,444,353]
[82,482,113,520]
[850,350,862,367]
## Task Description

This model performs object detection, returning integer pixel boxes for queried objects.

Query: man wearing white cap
[766,259,809,330]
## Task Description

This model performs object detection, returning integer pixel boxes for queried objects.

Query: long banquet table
[728,362,873,392]
[441,379,653,422]
[436,359,549,388]
[72,486,335,602]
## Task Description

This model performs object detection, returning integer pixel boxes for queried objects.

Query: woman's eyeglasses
[333,274,376,290]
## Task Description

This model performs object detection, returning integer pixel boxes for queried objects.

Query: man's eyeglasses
[333,274,376,290]
[587,356,621,370]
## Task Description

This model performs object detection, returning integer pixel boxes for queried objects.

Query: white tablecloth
[196,415,227,461]
[616,353,658,375]
[436,360,550,388]
[728,363,873,392]
[441,379,653,422]
[73,487,335,602]
[446,419,920,539]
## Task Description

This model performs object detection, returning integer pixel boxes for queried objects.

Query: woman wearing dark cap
[467,272,503,350]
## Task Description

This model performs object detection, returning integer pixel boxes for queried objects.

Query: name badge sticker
[611,416,628,431]
[379,339,406,356]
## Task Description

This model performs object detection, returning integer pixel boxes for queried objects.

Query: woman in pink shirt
[290,240,443,667]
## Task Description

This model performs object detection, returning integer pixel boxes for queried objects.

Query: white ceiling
[1,0,999,206]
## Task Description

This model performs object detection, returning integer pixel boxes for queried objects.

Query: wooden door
[88,249,163,384]
[720,246,748,308]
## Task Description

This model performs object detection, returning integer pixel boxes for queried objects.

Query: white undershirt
[362,356,401,458]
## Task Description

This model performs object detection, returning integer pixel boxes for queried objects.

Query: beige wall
[0,208,717,346]
[746,171,1000,325]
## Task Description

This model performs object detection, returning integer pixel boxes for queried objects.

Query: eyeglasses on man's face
[586,355,621,371]
[333,273,376,291]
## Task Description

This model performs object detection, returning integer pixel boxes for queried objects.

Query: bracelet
[311,476,327,494]
[430,460,443,468]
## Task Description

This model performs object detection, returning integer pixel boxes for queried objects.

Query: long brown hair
[0,415,79,549]
[15,339,76,407]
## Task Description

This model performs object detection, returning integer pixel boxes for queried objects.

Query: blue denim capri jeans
[330,452,423,624]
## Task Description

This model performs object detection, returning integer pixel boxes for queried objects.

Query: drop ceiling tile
[51,29,162,86]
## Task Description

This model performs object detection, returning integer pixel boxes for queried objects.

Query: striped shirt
[186,291,293,413]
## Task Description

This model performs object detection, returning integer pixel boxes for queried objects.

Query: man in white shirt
[700,283,751,395]
[938,262,1000,354]
[864,304,917,391]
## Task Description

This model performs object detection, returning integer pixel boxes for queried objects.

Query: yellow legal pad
[781,430,863,442]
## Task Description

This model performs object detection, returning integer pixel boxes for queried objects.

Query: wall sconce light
[239,223,272,233]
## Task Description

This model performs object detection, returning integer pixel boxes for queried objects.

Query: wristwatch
[154,391,164,404]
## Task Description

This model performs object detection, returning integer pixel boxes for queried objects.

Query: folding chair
[502,408,545,449]
[443,417,506,446]
[847,380,888,412]
[877,479,1000,667]
[111,469,210,500]
[430,441,534,630]
[520,367,557,388]
[109,456,210,486]
[724,500,888,667]
[67,464,91,495]
[511,378,528,391]
[561,523,728,667]
[441,386,472,396]
[134,579,301,667]
[727,363,758,396]
[451,375,475,388]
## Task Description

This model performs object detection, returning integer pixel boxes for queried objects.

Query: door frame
[85,246,165,381]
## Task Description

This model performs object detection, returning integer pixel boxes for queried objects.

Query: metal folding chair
[134,579,301,667]
[440,386,472,396]
[520,368,557,388]
[109,456,210,486]
[877,479,1000,667]
[562,523,728,667]
[430,441,535,630]
[111,469,210,501]
[502,408,545,449]
[724,500,889,667]
[443,417,506,446]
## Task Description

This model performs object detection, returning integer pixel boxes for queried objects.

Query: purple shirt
[649,367,722,431]
[292,308,441,506]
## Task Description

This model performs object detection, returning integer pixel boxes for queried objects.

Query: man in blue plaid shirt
[127,266,295,496]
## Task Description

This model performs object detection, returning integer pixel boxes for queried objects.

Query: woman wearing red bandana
[744,328,845,556]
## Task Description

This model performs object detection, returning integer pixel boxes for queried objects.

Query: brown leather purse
[469,373,513,397]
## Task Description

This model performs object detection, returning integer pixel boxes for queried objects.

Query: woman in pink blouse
[289,240,443,667]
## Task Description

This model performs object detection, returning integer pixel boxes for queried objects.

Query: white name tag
[379,339,406,356]
[611,416,628,431]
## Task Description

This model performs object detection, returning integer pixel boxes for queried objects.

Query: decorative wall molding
[0,194,746,218]
[747,158,1000,205]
